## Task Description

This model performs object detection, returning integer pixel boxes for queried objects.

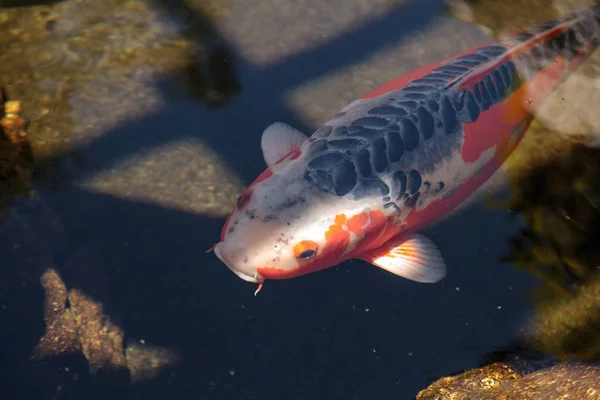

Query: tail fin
[502,3,600,148]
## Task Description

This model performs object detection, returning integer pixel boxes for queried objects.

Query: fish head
[214,154,380,285]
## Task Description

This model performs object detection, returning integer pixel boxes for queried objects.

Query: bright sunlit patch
[77,138,245,218]
[224,0,412,68]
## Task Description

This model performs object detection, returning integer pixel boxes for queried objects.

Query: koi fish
[213,4,600,294]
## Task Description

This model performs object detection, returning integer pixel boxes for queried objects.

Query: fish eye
[293,240,319,260]
[299,249,316,259]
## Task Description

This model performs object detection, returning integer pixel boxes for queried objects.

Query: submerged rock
[35,268,178,383]
[416,362,522,399]
[417,358,600,399]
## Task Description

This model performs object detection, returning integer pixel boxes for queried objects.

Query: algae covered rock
[417,358,600,399]
[416,362,522,399]
[35,268,178,383]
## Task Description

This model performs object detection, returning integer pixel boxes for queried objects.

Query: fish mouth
[213,243,262,284]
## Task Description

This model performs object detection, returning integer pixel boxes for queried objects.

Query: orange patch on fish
[323,213,350,255]
[346,211,369,234]
[256,212,404,281]
[460,94,528,164]
[258,214,352,280]
[460,47,577,166]
[347,211,396,257]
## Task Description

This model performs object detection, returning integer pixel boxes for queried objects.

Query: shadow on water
[33,0,447,185]
[147,0,242,109]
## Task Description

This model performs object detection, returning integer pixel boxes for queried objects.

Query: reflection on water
[0,0,599,399]
[497,139,600,298]
[451,0,600,365]
[418,121,600,397]
[417,0,600,397]
[489,124,600,361]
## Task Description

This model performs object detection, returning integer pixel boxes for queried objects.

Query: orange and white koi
[213,4,600,294]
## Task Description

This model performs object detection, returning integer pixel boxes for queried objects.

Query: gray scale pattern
[302,4,600,213]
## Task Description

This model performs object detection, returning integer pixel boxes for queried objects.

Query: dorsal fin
[445,14,580,91]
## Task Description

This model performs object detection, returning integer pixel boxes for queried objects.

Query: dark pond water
[1,0,599,399]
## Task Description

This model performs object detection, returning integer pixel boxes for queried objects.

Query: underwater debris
[35,268,178,382]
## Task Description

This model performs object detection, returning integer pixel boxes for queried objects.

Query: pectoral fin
[261,122,308,167]
[358,232,447,283]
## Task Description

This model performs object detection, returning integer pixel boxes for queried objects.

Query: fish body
[214,4,600,291]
